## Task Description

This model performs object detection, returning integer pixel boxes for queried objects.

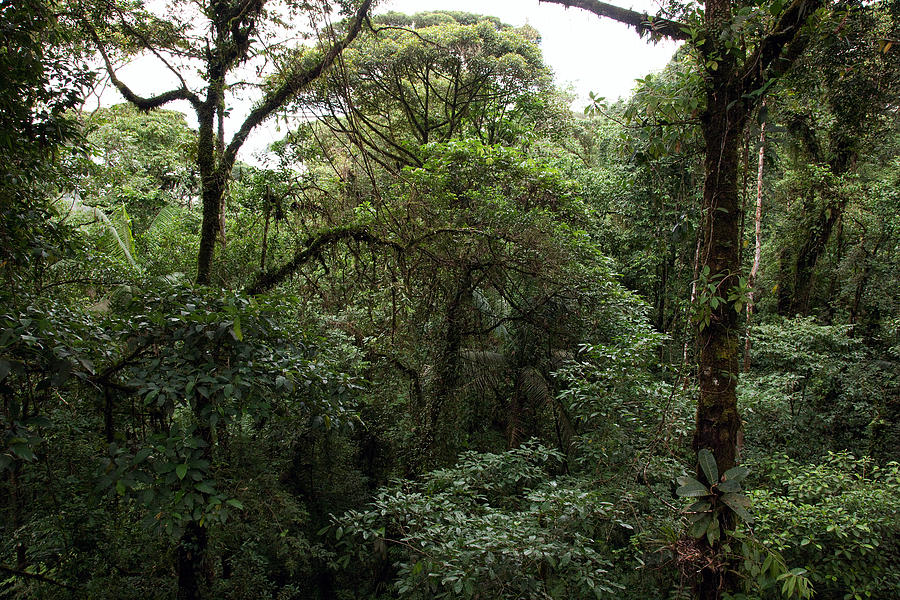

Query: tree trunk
[791,200,845,314]
[260,206,271,271]
[744,110,766,372]
[683,232,701,380]
[695,72,746,600]
[696,80,745,475]
[196,100,224,286]
[422,268,473,464]
[177,392,215,599]
[176,521,209,600]
[791,142,855,315]
[196,178,225,285]
[776,246,794,315]
[533,2,820,598]
[216,101,227,249]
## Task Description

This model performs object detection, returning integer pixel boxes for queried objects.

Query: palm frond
[75,202,138,268]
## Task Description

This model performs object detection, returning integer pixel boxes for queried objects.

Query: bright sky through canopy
[382,0,679,106]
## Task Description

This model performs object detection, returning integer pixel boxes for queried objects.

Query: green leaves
[328,443,629,599]
[699,448,718,484]
[677,450,755,544]
[194,481,215,495]
[231,314,242,341]
[690,514,713,538]
[723,465,749,483]
[721,493,753,523]
[676,476,710,497]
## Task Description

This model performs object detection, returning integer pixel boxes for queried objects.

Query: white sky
[92,0,679,163]
[384,0,679,105]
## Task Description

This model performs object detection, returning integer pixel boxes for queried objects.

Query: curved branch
[0,565,79,591]
[87,23,200,110]
[741,0,825,93]
[224,0,375,168]
[538,0,689,40]
[108,3,200,106]
[246,225,402,295]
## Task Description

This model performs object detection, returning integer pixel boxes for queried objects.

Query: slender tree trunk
[196,99,224,285]
[197,177,225,285]
[259,185,271,271]
[791,200,845,314]
[104,386,114,443]
[776,245,794,315]
[744,109,766,372]
[177,393,214,599]
[422,268,473,464]
[738,127,751,266]
[850,234,883,325]
[683,232,702,382]
[216,101,227,249]
[791,144,856,315]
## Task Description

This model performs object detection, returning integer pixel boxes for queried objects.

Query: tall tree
[311,11,553,172]
[539,0,825,597]
[80,0,374,284]
[1,0,90,285]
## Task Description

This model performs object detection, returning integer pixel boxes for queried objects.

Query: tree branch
[106,2,201,107]
[86,23,200,110]
[246,224,402,295]
[741,0,825,93]
[538,0,689,40]
[224,0,374,168]
[0,565,79,591]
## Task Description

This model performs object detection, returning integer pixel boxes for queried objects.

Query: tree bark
[216,100,227,249]
[196,99,225,285]
[423,267,473,464]
[683,232,701,378]
[695,78,746,483]
[791,199,846,315]
[176,521,210,600]
[744,109,766,372]
[259,187,271,271]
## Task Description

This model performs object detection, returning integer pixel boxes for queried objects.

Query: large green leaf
[698,448,718,484]
[721,492,753,523]
[686,500,712,523]
[686,500,711,513]
[690,514,712,538]
[676,477,710,498]
[194,481,215,494]
[718,479,742,493]
[706,515,721,545]
[723,465,749,483]
[71,199,137,268]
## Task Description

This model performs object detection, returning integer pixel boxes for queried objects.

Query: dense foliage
[1,2,898,600]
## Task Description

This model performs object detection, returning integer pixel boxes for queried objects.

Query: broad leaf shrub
[1,283,367,598]
[326,442,650,599]
[750,453,900,599]
[741,317,900,461]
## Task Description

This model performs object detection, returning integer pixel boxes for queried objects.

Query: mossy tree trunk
[539,1,824,597]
